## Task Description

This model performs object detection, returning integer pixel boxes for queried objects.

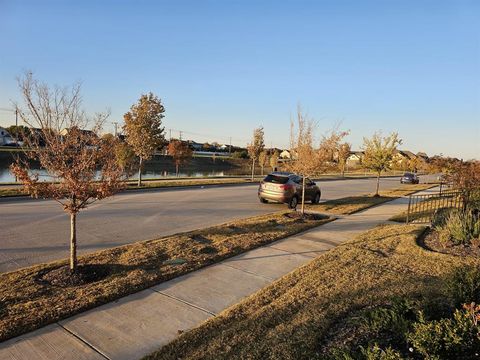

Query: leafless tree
[288,106,348,214]
[269,150,280,171]
[258,150,268,176]
[337,142,351,177]
[247,126,265,181]
[10,72,126,272]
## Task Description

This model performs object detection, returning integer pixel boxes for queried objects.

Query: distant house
[188,141,203,151]
[60,127,96,138]
[393,150,417,162]
[346,151,364,167]
[0,127,13,145]
[279,150,291,159]
[416,152,429,162]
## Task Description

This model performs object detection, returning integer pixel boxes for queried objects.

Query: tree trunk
[301,176,306,215]
[251,159,255,181]
[375,171,381,196]
[261,166,264,176]
[70,212,77,272]
[176,163,179,177]
[138,156,143,187]
[341,163,345,177]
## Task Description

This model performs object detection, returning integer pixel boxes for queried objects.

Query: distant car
[400,172,419,184]
[2,142,21,147]
[258,172,321,209]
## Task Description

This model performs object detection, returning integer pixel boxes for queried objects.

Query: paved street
[0,186,438,360]
[0,175,434,272]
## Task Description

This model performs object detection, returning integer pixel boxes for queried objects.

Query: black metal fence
[406,189,464,224]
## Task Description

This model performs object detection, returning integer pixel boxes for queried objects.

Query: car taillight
[279,184,294,191]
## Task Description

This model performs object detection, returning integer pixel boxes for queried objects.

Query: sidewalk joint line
[219,262,275,281]
[151,290,217,316]
[56,323,112,360]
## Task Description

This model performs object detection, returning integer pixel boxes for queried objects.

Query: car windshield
[263,174,289,184]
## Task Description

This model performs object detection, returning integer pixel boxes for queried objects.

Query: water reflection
[0,165,249,183]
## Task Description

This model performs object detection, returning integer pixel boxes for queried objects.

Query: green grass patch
[144,224,478,360]
[0,211,333,342]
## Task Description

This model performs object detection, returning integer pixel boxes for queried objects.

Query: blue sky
[0,0,478,159]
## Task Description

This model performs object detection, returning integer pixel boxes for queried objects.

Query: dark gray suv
[258,172,321,209]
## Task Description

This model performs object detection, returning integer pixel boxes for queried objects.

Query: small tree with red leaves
[168,139,193,176]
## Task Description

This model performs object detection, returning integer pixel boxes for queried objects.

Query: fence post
[406,195,412,224]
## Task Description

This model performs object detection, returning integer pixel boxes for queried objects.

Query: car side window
[292,176,302,184]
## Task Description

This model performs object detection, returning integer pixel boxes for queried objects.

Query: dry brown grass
[0,187,25,197]
[145,224,479,360]
[0,211,332,342]
[309,183,436,215]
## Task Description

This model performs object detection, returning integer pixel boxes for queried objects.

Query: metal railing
[406,189,464,224]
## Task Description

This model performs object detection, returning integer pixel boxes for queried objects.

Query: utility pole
[15,109,18,145]
[229,136,232,154]
[179,131,183,140]
[113,122,118,137]
[169,129,172,140]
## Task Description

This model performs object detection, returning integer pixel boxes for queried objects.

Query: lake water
[0,167,242,183]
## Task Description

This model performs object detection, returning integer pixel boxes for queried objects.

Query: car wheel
[288,196,298,209]
[311,192,321,204]
[259,197,268,204]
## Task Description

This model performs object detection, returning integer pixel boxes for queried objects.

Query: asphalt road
[0,175,434,272]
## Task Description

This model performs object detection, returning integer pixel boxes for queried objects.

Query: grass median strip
[0,177,260,198]
[0,210,333,342]
[308,183,436,215]
[144,223,477,360]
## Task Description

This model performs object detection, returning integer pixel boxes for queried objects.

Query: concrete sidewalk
[0,188,437,360]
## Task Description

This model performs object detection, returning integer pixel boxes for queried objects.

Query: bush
[360,298,418,339]
[435,209,480,245]
[444,266,480,308]
[407,305,480,359]
[327,299,418,359]
[329,344,405,360]
[231,150,248,159]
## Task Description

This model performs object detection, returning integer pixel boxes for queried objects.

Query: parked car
[400,172,419,184]
[258,172,321,209]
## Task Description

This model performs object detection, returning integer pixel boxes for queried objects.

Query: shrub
[407,305,480,359]
[436,209,480,245]
[361,298,418,338]
[329,344,405,360]
[231,150,248,159]
[444,266,480,308]
[432,207,455,228]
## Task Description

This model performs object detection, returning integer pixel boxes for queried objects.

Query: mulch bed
[421,229,480,257]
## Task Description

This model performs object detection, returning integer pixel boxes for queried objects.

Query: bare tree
[362,132,402,196]
[287,107,319,214]
[269,150,279,171]
[288,107,349,214]
[258,150,268,176]
[247,126,265,181]
[10,73,126,273]
[168,139,193,176]
[123,93,165,187]
[337,142,351,177]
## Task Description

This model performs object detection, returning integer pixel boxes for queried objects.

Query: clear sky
[0,0,478,159]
